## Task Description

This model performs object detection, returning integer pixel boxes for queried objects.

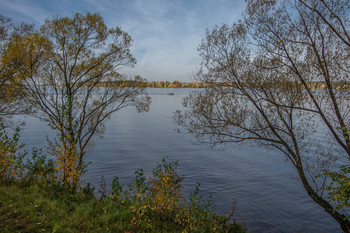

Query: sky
[0,0,246,82]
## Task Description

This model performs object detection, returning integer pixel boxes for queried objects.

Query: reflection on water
[17,88,340,233]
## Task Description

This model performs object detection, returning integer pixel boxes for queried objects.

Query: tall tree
[0,15,33,124]
[175,0,350,231]
[3,13,151,186]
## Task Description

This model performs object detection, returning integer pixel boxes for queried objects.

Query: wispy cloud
[0,0,50,24]
[0,0,246,81]
[117,0,245,81]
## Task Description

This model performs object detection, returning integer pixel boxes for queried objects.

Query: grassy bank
[1,179,133,232]
[0,167,246,233]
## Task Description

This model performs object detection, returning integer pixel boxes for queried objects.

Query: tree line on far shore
[101,80,350,90]
[97,80,207,88]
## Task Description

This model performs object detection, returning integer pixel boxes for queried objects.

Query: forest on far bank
[102,79,350,90]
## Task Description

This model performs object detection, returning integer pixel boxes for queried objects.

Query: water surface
[18,88,340,233]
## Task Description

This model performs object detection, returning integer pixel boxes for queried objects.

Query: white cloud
[0,0,246,81]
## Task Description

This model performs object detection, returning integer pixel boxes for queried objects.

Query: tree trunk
[296,163,350,232]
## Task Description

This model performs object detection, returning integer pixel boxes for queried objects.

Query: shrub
[0,125,25,180]
[121,158,245,232]
[24,147,56,187]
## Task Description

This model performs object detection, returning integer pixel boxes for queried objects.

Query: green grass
[0,180,132,232]
[0,179,246,233]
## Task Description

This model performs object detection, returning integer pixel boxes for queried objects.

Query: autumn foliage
[113,158,243,232]
[147,160,183,214]
[47,137,83,190]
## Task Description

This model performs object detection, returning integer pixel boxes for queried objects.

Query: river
[17,88,340,233]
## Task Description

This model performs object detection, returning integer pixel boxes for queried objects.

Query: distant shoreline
[92,80,350,91]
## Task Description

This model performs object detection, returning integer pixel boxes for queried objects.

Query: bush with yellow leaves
[115,158,244,232]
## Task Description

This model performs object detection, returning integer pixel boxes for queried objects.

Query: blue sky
[0,0,245,81]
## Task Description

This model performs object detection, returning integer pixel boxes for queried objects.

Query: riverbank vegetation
[0,127,245,232]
